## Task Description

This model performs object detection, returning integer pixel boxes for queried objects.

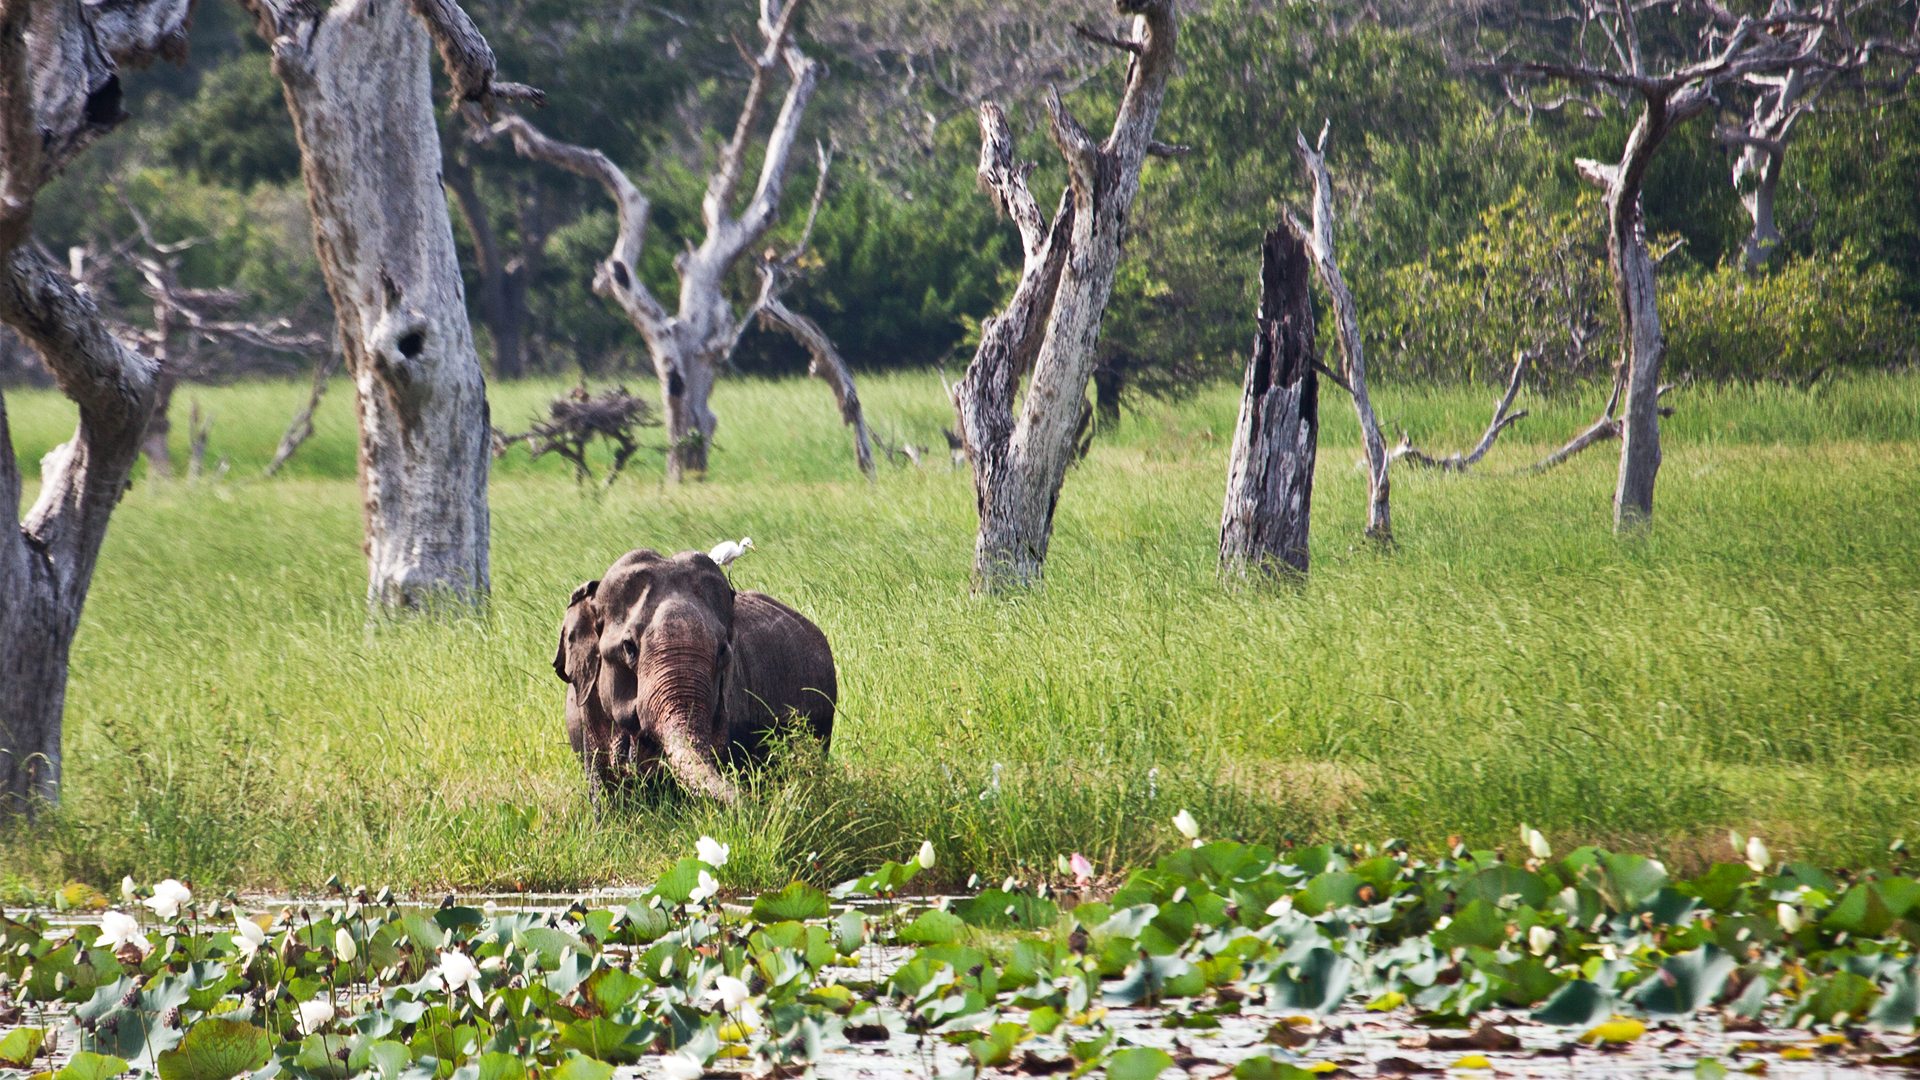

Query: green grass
[4,369,1919,895]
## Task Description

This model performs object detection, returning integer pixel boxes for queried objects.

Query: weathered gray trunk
[255,0,491,606]
[1289,129,1389,544]
[0,248,161,814]
[1581,102,1673,532]
[0,0,187,815]
[1220,227,1317,577]
[956,3,1178,592]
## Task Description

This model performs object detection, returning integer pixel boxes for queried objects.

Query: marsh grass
[3,370,1918,895]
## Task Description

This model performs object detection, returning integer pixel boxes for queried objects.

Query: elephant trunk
[642,637,737,802]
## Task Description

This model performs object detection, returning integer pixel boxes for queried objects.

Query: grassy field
[3,369,1919,896]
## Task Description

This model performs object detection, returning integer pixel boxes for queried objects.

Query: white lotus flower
[1528,926,1556,956]
[688,870,720,905]
[1265,895,1294,918]
[96,911,151,956]
[658,1053,704,1080]
[334,927,357,964]
[917,840,937,870]
[1778,902,1802,933]
[296,998,334,1035]
[143,879,191,920]
[233,915,266,959]
[696,836,730,868]
[1524,826,1552,861]
[120,876,137,903]
[1172,810,1200,840]
[434,950,480,993]
[1746,836,1771,873]
[710,974,750,1012]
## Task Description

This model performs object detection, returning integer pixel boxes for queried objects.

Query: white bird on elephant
[708,536,754,567]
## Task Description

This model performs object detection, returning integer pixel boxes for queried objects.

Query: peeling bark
[248,0,501,606]
[953,0,1179,592]
[1220,226,1317,578]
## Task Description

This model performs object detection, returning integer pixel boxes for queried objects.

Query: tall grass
[4,370,1918,894]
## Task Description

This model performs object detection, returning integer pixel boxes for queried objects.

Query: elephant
[554,547,835,805]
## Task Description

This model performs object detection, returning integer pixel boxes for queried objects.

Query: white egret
[709,536,754,567]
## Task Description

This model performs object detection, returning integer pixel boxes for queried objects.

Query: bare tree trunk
[1220,226,1317,577]
[1288,127,1390,544]
[955,3,1179,592]
[0,246,160,814]
[0,0,189,815]
[249,0,493,607]
[1578,100,1681,532]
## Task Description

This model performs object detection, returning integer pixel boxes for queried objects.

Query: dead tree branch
[1392,351,1532,472]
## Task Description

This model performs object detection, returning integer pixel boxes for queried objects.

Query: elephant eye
[622,640,639,665]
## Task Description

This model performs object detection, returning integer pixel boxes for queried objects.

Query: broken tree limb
[1286,124,1391,544]
[266,348,343,478]
[1529,378,1677,474]
[1392,351,1532,473]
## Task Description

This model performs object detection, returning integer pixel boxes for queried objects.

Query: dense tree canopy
[13,0,1917,397]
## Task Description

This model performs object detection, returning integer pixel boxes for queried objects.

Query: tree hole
[84,77,123,126]
[397,330,426,359]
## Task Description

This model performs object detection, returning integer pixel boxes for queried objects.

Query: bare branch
[758,296,875,478]
[1046,84,1101,202]
[0,0,42,255]
[482,114,668,336]
[704,0,808,231]
[976,102,1049,262]
[1392,351,1531,472]
[1072,21,1141,55]
[1145,139,1190,158]
[408,0,546,110]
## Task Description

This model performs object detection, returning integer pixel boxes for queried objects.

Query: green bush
[1662,245,1914,380]
[1369,188,1616,385]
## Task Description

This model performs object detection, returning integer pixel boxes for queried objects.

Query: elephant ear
[554,579,601,683]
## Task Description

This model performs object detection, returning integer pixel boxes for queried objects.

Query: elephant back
[723,590,836,756]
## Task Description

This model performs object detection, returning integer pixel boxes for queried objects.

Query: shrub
[1662,245,1913,380]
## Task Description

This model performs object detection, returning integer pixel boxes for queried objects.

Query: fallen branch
[1529,378,1677,474]
[1392,351,1532,472]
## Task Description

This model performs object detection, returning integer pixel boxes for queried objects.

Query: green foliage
[18,832,1920,1078]
[1662,246,1914,380]
[1372,188,1614,384]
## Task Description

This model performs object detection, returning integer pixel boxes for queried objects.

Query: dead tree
[1285,126,1391,544]
[1391,351,1532,472]
[124,244,323,477]
[1492,2,1833,531]
[444,144,549,378]
[483,0,867,482]
[0,0,193,814]
[244,0,537,607]
[952,0,1180,592]
[1715,5,1918,272]
[1220,226,1318,578]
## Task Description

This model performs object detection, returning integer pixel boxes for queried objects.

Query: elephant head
[562,549,743,802]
